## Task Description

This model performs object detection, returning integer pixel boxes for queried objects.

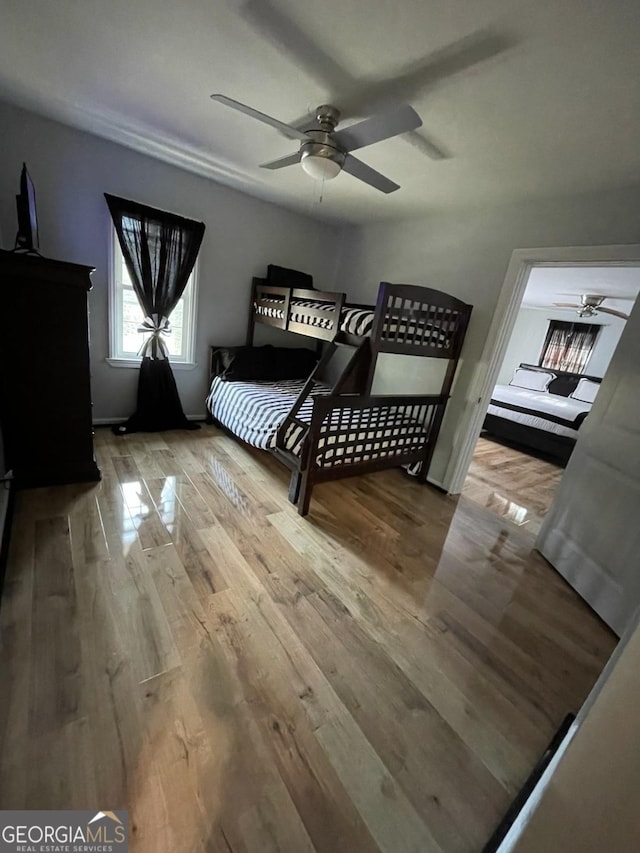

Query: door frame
[444,243,640,495]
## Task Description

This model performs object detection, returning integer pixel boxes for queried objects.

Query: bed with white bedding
[483,364,601,464]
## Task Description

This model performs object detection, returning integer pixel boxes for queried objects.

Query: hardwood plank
[0,501,35,807]
[151,448,186,477]
[120,479,173,550]
[112,454,144,484]
[92,501,181,684]
[69,488,109,564]
[30,517,82,734]
[71,551,144,809]
[207,589,387,853]
[130,448,168,480]
[174,475,219,530]
[180,618,318,853]
[281,588,505,851]
[167,502,229,598]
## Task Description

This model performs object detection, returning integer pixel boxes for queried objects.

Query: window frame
[107,226,198,368]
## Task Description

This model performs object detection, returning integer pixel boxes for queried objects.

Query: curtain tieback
[138,314,171,360]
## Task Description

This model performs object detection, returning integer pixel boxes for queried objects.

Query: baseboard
[482,713,576,853]
[427,475,446,491]
[93,414,207,426]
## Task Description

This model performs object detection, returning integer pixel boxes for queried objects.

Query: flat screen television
[15,163,39,252]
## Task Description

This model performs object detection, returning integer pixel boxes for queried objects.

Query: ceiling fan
[553,294,632,320]
[210,94,422,193]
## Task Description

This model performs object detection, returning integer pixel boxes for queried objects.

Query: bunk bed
[207,275,472,515]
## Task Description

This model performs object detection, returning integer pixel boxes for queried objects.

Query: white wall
[497,308,627,385]
[0,100,342,421]
[335,188,640,485]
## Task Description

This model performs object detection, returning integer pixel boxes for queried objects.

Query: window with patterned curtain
[539,320,600,373]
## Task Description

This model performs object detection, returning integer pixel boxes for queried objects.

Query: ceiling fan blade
[598,307,630,320]
[333,105,422,153]
[260,151,302,170]
[210,94,308,142]
[342,155,400,194]
[338,29,515,118]
[235,0,349,92]
[553,303,582,308]
[403,130,450,160]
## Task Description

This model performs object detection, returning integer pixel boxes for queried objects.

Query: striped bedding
[206,376,429,466]
[206,376,330,453]
[256,296,448,342]
[256,296,374,335]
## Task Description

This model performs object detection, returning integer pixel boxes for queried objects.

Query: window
[539,320,600,374]
[109,229,197,365]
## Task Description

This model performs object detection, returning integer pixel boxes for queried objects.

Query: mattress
[255,296,449,343]
[487,385,591,439]
[206,376,328,451]
[206,376,429,466]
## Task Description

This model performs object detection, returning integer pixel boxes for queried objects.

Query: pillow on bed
[267,264,314,290]
[219,345,318,382]
[509,368,555,392]
[548,374,581,397]
[570,378,600,403]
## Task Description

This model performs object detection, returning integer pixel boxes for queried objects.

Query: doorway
[444,245,640,528]
[461,262,639,535]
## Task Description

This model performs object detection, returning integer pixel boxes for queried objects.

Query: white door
[536,296,640,636]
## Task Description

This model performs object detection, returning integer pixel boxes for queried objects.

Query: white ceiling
[1,0,640,223]
[523,265,640,319]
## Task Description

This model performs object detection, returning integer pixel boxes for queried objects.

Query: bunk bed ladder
[331,335,372,395]
[274,342,338,483]
[275,337,372,502]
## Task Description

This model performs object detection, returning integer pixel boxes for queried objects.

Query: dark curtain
[540,321,600,373]
[105,194,205,434]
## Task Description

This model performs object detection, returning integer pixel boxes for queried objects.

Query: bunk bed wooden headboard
[372,282,471,359]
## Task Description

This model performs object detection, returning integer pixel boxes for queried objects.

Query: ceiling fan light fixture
[300,151,342,180]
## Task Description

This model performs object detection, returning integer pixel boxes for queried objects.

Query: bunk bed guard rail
[248,279,346,344]
[282,392,447,515]
[372,282,471,359]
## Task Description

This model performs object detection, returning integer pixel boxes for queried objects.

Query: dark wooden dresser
[0,250,100,488]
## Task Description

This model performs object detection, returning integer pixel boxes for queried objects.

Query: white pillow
[509,368,555,392]
[570,378,600,404]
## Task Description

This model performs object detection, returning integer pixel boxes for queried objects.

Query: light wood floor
[0,426,615,853]
[462,437,565,537]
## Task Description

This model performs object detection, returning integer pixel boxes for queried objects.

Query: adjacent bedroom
[462,263,640,535]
